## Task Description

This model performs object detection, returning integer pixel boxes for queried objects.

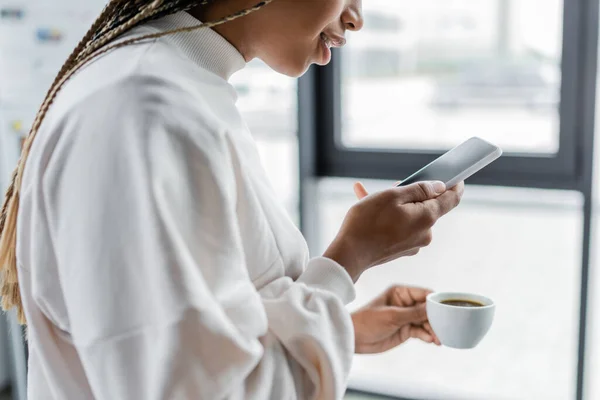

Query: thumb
[353,182,369,200]
[395,181,446,204]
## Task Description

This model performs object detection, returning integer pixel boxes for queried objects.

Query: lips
[319,34,332,64]
[320,32,346,49]
[320,32,332,50]
[318,32,346,65]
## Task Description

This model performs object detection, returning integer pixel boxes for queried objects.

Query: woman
[0,0,464,398]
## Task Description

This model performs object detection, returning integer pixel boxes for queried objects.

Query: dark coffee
[440,299,484,307]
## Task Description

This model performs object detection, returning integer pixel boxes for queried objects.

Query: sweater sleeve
[42,79,355,400]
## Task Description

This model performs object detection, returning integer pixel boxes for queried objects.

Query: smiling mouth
[320,32,346,49]
[320,33,333,49]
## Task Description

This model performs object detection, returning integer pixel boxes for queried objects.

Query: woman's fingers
[353,182,369,200]
[387,303,428,326]
[329,179,464,278]
[423,321,441,346]
[354,180,416,201]
[421,187,463,221]
[450,181,465,196]
[398,324,434,344]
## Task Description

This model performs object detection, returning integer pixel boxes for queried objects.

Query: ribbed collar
[145,11,246,80]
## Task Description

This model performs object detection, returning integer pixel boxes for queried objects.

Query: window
[315,181,583,399]
[300,0,598,398]
[363,12,403,33]
[311,0,592,191]
[230,59,299,222]
[341,0,562,154]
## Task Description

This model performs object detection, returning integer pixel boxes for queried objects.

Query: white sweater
[16,11,355,400]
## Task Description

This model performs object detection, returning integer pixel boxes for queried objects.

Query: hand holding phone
[324,180,463,281]
[397,137,502,189]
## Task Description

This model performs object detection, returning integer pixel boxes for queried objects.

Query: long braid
[88,0,208,52]
[0,0,274,324]
[78,0,211,63]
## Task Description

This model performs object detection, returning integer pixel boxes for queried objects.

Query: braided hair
[0,0,274,324]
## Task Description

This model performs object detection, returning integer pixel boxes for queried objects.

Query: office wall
[314,180,583,400]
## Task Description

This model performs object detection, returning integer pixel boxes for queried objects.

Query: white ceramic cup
[426,292,495,349]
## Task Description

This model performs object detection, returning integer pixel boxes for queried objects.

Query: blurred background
[0,0,598,399]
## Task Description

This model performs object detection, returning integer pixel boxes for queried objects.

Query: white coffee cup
[426,292,495,349]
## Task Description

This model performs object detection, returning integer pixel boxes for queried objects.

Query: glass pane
[230,60,299,223]
[585,39,600,399]
[231,59,297,137]
[341,0,563,154]
[587,203,600,400]
[316,179,582,399]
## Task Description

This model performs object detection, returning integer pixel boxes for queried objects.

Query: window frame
[311,0,593,192]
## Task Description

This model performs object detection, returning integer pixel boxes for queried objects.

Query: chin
[261,57,313,78]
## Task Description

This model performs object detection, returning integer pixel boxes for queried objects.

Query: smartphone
[397,137,502,189]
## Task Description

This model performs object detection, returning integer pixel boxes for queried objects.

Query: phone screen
[397,137,502,188]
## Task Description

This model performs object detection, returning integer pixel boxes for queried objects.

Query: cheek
[315,0,346,17]
[290,0,345,37]
[309,0,345,31]
[265,0,344,44]
[256,0,346,76]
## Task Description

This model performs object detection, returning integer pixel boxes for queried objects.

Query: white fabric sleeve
[42,79,355,400]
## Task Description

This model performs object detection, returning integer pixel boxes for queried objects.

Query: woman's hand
[352,285,440,354]
[323,181,464,281]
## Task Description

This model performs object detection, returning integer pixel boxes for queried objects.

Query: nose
[342,0,364,31]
